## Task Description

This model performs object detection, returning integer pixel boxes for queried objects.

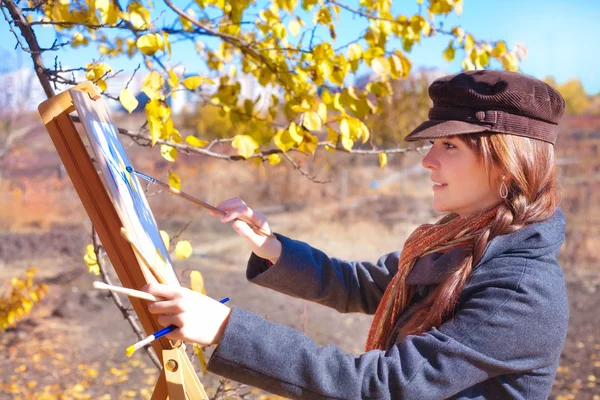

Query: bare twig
[1,0,54,97]
[70,114,429,160]
[92,228,162,370]
[281,151,330,184]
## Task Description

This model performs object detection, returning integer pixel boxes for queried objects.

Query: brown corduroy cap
[404,70,566,145]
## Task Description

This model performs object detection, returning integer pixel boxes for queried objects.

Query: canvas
[71,90,178,285]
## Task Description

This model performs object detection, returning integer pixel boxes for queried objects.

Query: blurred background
[0,0,599,399]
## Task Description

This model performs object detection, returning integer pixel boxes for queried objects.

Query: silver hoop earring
[500,177,508,199]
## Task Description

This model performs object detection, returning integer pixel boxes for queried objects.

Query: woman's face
[421,137,503,216]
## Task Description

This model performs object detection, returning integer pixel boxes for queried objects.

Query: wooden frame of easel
[38,82,208,400]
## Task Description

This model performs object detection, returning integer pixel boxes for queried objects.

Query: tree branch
[92,228,162,370]
[1,0,54,98]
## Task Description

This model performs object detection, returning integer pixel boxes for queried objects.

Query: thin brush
[125,296,230,357]
[125,166,276,239]
[93,281,162,302]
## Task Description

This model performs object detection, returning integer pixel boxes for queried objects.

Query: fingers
[147,299,183,315]
[220,205,253,223]
[157,313,183,328]
[232,219,264,241]
[142,283,181,299]
[209,197,246,215]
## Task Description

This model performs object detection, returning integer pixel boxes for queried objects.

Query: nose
[421,146,439,171]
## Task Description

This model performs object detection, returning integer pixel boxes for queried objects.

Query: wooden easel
[38,82,208,400]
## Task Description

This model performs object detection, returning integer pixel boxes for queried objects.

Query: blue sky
[1,0,598,94]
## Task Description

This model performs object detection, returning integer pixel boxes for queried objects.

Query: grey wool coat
[207,208,569,399]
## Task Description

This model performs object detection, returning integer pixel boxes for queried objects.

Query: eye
[428,140,435,145]
[442,141,456,149]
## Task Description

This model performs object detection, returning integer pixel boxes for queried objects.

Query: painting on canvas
[70,90,178,285]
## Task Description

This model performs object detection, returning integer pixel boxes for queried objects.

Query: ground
[1,205,599,399]
[0,120,599,399]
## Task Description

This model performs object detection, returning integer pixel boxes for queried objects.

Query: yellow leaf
[84,244,100,275]
[372,57,391,78]
[189,270,206,295]
[268,154,281,165]
[128,2,151,30]
[185,136,208,147]
[461,57,476,71]
[175,240,193,259]
[288,122,304,144]
[251,157,262,167]
[105,3,119,25]
[492,40,507,57]
[347,43,362,61]
[297,132,318,155]
[159,230,170,251]
[160,145,177,162]
[231,134,259,159]
[163,32,171,60]
[454,0,463,15]
[72,32,89,48]
[86,244,97,260]
[302,111,322,131]
[193,344,207,375]
[96,79,107,92]
[378,152,387,169]
[443,41,455,62]
[340,118,350,138]
[464,34,475,53]
[291,99,311,112]
[119,88,138,113]
[168,171,181,190]
[172,129,182,144]
[288,19,300,36]
[451,26,465,38]
[15,365,27,373]
[148,117,162,146]
[356,119,370,144]
[273,129,295,152]
[142,71,165,100]
[317,103,327,123]
[110,367,128,377]
[167,69,179,89]
[326,127,338,145]
[500,52,519,72]
[136,33,164,56]
[474,49,489,69]
[391,50,411,78]
[183,76,206,90]
[126,38,137,57]
[340,136,354,151]
[161,118,175,140]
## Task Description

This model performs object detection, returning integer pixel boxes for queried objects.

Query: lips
[432,179,447,190]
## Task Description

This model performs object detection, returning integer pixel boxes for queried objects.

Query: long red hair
[397,132,560,339]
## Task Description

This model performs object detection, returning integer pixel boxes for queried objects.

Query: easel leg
[151,369,169,400]
[152,347,209,400]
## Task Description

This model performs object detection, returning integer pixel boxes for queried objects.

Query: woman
[143,70,569,399]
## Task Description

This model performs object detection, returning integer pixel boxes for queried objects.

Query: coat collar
[405,207,566,286]
[406,246,470,285]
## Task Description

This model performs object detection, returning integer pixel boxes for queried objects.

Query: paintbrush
[125,166,276,239]
[125,296,230,357]
[93,281,163,302]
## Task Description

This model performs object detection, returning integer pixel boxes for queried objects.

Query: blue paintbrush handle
[153,296,230,341]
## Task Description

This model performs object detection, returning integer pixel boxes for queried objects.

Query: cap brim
[404,119,492,142]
